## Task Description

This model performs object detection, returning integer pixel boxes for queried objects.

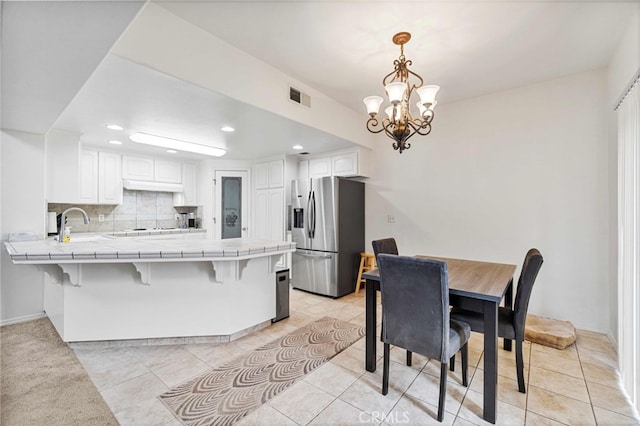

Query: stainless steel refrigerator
[291,176,364,298]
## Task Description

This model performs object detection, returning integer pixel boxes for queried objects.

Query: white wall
[1,130,46,324]
[366,69,609,332]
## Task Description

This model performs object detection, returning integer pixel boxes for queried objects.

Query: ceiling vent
[289,86,311,108]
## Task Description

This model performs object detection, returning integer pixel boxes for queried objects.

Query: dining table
[363,255,516,424]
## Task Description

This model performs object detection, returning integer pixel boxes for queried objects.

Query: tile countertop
[4,236,296,264]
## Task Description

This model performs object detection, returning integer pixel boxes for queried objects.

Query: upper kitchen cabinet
[255,159,284,189]
[173,163,198,206]
[79,150,123,204]
[297,147,371,180]
[122,155,182,183]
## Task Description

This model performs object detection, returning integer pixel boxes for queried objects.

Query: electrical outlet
[98,214,105,222]
[387,215,396,223]
[175,214,181,220]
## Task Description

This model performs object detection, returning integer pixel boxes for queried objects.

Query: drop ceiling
[1,1,634,161]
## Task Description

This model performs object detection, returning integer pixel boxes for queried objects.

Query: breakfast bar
[5,236,296,343]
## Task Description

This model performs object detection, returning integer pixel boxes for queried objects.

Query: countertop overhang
[5,237,296,264]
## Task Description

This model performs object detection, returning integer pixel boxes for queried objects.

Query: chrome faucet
[58,207,90,242]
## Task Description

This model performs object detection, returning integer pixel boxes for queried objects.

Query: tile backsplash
[48,190,200,234]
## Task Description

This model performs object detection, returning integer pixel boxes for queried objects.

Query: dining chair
[450,248,543,393]
[377,254,470,422]
[371,238,413,365]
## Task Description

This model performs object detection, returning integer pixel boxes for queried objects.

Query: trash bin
[273,269,290,322]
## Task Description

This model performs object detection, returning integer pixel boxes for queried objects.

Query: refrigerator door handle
[306,191,312,239]
[311,191,316,239]
[296,251,333,259]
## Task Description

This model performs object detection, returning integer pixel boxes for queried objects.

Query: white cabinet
[254,188,284,241]
[122,156,154,181]
[255,160,284,189]
[174,163,198,206]
[99,152,123,204]
[332,151,359,177]
[46,129,82,203]
[299,148,371,180]
[309,157,332,178]
[79,150,122,204]
[253,159,285,246]
[79,150,99,203]
[123,155,183,184]
[155,160,182,184]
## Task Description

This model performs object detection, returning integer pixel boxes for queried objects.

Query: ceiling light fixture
[166,149,177,154]
[292,145,303,150]
[106,124,124,131]
[363,32,439,153]
[108,140,122,145]
[220,126,235,133]
[129,132,226,157]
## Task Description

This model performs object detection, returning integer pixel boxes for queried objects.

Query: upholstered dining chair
[371,238,414,365]
[450,248,544,393]
[377,254,470,422]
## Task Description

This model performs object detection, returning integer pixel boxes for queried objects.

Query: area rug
[0,317,118,425]
[159,317,365,426]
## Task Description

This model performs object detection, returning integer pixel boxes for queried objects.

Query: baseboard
[0,312,47,327]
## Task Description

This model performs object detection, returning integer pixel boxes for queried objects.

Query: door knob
[242,227,248,231]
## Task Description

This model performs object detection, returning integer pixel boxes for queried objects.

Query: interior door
[214,170,249,239]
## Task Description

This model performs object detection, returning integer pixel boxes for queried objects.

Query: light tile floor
[73,289,640,425]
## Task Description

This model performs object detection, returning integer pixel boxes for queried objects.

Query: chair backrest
[377,254,450,362]
[513,248,544,339]
[372,238,399,260]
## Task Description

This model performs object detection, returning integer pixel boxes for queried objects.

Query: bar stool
[355,252,377,294]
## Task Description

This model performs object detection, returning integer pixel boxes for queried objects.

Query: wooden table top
[364,255,516,302]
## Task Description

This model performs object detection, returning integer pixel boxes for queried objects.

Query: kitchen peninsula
[5,236,296,343]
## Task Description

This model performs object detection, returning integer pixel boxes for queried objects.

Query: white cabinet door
[99,152,122,204]
[174,163,198,206]
[332,151,358,177]
[255,162,269,189]
[254,189,269,240]
[269,160,284,188]
[309,157,332,178]
[79,150,98,203]
[154,160,182,183]
[122,156,154,181]
[268,188,284,241]
[298,160,309,181]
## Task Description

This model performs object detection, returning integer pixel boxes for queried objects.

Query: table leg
[483,300,498,424]
[503,278,513,352]
[365,277,377,372]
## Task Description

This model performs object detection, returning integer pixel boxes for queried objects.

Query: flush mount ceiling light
[106,124,124,131]
[166,149,177,154]
[363,32,439,153]
[220,126,235,133]
[108,140,122,145]
[292,144,303,150]
[129,132,226,157]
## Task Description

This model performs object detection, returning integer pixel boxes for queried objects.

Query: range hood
[123,179,184,193]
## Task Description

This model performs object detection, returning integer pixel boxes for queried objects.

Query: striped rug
[159,317,365,426]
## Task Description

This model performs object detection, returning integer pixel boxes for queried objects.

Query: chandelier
[363,32,439,153]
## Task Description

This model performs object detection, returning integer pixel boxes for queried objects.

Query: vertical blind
[617,74,639,411]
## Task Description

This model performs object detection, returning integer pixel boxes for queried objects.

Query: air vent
[289,86,311,108]
[299,152,310,155]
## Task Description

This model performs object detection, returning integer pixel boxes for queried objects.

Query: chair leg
[449,354,455,371]
[382,343,390,395]
[515,339,526,393]
[461,343,468,387]
[406,350,412,366]
[355,256,365,294]
[438,362,447,422]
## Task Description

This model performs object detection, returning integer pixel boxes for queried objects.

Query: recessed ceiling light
[166,149,177,154]
[108,140,123,145]
[292,145,303,150]
[106,124,124,131]
[220,126,235,133]
[129,132,226,157]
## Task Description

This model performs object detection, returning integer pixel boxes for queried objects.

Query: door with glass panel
[214,170,249,239]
